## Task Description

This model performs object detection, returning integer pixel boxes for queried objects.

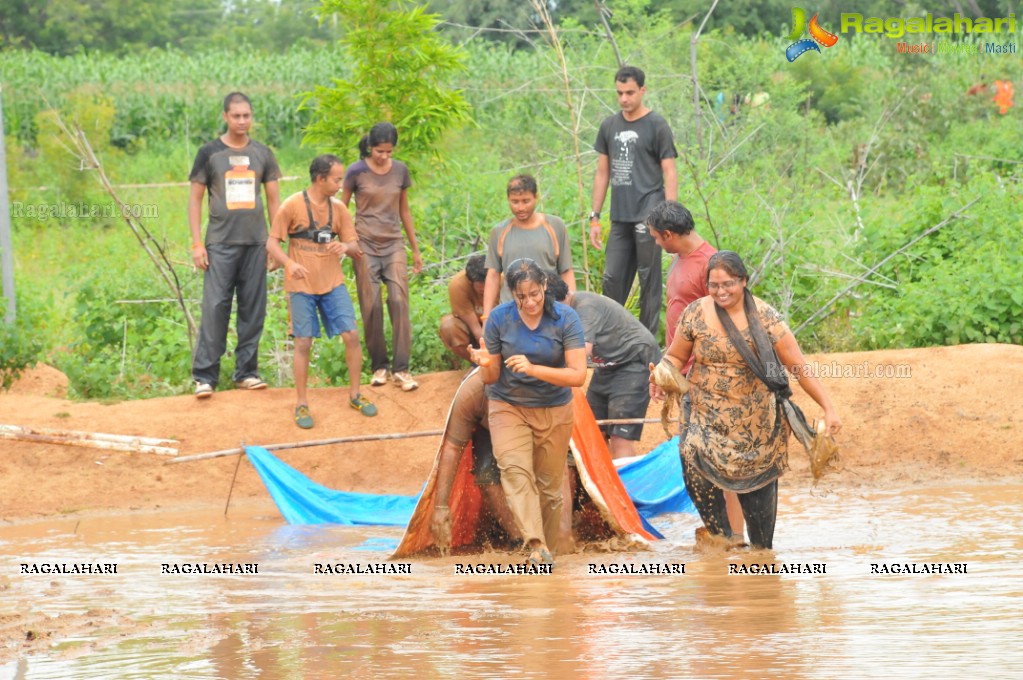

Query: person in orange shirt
[438,254,487,364]
[267,154,378,429]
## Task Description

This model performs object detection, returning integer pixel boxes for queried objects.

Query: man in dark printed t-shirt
[189,92,281,398]
[589,65,678,339]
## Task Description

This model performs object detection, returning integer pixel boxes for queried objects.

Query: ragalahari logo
[786,8,839,61]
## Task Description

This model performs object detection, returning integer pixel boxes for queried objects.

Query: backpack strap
[496,214,559,260]
[538,214,560,259]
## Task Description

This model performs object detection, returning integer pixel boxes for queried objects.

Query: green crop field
[2,16,1020,399]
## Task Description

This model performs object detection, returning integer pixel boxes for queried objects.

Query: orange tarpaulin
[390,387,657,559]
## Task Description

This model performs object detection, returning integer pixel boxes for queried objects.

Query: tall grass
[0,47,347,147]
[4,27,1022,399]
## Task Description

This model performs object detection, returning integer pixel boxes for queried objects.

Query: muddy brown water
[2,484,1022,678]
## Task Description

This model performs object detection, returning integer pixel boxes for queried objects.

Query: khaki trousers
[488,400,574,554]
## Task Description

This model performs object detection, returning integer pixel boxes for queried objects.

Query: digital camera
[315,230,333,244]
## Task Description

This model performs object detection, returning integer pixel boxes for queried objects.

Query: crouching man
[438,254,488,364]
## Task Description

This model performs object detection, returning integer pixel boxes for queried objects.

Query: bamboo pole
[166,428,447,465]
[690,0,721,157]
[166,417,665,465]
[50,118,198,345]
[0,85,15,325]
[0,424,179,456]
[528,0,592,290]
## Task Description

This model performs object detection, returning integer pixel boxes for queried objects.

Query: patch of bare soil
[0,344,1020,522]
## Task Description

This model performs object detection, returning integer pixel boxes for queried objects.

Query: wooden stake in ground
[225,446,246,517]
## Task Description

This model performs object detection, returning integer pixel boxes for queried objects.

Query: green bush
[0,316,43,390]
[849,177,1023,348]
[6,24,1022,401]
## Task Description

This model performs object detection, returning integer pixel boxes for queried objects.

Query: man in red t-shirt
[646,200,716,350]
[647,200,745,542]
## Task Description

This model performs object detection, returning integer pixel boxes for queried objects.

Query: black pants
[601,220,663,338]
[682,453,778,549]
[192,243,267,385]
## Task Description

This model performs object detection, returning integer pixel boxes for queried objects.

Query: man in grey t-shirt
[546,277,658,460]
[188,92,281,398]
[589,66,678,339]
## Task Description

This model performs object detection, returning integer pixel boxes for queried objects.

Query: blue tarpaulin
[617,436,697,519]
[245,439,695,527]
[245,446,420,526]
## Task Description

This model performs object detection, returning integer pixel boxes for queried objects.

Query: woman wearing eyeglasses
[653,251,842,549]
[470,258,587,567]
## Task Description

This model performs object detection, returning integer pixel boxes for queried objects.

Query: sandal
[236,376,268,390]
[294,405,314,429]
[526,546,556,569]
[349,394,378,417]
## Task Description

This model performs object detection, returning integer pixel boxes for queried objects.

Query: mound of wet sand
[0,344,1020,521]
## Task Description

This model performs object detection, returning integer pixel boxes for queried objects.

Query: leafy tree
[217,0,341,52]
[301,0,472,164]
[0,0,340,55]
[0,0,220,55]
[427,0,545,33]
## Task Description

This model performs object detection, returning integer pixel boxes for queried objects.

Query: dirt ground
[0,344,1020,522]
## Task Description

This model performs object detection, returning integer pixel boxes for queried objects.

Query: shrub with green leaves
[0,316,43,391]
[301,0,472,165]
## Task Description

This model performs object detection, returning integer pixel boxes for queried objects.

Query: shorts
[289,285,357,339]
[470,426,501,487]
[586,361,651,441]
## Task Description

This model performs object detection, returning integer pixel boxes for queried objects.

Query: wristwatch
[588,211,601,221]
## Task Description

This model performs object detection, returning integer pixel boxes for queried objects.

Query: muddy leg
[737,480,778,549]
[681,453,732,539]
[725,492,746,541]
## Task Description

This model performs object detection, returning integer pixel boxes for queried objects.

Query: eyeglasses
[707,279,741,291]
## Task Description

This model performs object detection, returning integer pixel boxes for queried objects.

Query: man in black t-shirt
[188,92,281,398]
[589,66,678,339]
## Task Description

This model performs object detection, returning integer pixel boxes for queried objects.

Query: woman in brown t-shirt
[341,122,424,392]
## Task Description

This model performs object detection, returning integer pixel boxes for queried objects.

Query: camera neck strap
[290,190,334,241]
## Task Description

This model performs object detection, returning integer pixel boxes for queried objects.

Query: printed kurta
[678,296,791,492]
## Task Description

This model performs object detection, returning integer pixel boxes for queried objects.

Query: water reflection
[2,485,1022,678]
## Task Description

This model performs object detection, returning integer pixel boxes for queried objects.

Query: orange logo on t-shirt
[225,156,256,210]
